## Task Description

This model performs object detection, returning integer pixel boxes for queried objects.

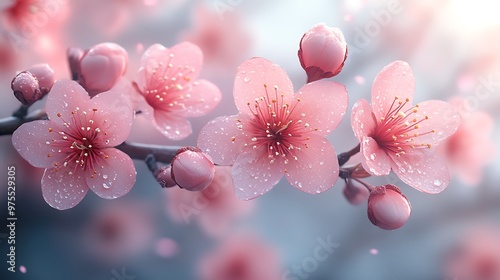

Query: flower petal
[12,120,65,168]
[86,148,136,199]
[390,150,450,194]
[45,79,90,126]
[153,110,192,140]
[232,149,284,200]
[295,80,348,136]
[361,136,391,176]
[91,79,134,146]
[41,168,88,210]
[179,79,221,117]
[371,61,415,120]
[197,114,246,165]
[285,135,339,194]
[412,100,461,145]
[351,99,377,140]
[233,57,295,116]
[169,42,203,80]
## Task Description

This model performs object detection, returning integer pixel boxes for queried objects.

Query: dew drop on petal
[103,183,110,189]
[370,153,376,160]
[433,180,442,187]
[243,77,250,83]
[102,174,108,179]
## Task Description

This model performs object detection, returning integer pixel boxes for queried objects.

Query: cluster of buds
[11,64,55,105]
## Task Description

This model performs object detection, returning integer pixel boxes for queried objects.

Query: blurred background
[0,0,499,279]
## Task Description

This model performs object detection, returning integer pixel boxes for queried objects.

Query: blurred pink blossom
[198,57,348,200]
[82,200,155,264]
[133,42,221,140]
[351,61,460,193]
[445,226,500,280]
[12,79,136,209]
[198,234,282,280]
[438,97,495,186]
[165,166,254,236]
[181,3,252,69]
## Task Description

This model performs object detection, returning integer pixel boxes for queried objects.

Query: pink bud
[343,179,369,205]
[155,166,177,188]
[367,185,411,230]
[79,43,128,96]
[11,71,42,105]
[26,64,55,94]
[298,23,347,83]
[171,147,215,192]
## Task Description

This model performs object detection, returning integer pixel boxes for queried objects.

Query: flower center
[140,53,196,111]
[372,96,435,157]
[233,84,316,164]
[46,107,111,177]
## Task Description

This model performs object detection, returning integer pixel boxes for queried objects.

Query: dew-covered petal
[45,80,90,126]
[180,79,221,117]
[371,61,415,120]
[169,42,203,80]
[390,150,450,194]
[351,99,377,139]
[91,79,135,146]
[285,135,339,194]
[232,149,284,200]
[87,148,136,199]
[361,136,391,176]
[12,120,66,168]
[295,80,348,136]
[197,114,247,165]
[41,168,88,210]
[412,100,461,145]
[233,57,294,116]
[153,110,192,140]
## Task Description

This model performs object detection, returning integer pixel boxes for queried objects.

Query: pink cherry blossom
[351,61,460,193]
[12,79,136,210]
[165,166,254,236]
[198,57,348,200]
[133,42,221,140]
[198,234,282,280]
[438,97,496,186]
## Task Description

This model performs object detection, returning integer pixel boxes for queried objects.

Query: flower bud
[298,23,347,83]
[343,179,369,205]
[171,147,215,192]
[11,71,42,105]
[154,166,177,188]
[79,43,128,96]
[26,64,55,94]
[367,185,411,230]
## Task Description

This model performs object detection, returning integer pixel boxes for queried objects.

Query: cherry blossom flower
[351,61,460,193]
[198,57,348,200]
[165,166,254,236]
[198,234,282,280]
[438,97,495,186]
[133,42,221,140]
[12,79,136,210]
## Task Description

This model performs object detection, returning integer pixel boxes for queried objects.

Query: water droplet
[102,174,108,179]
[370,153,376,160]
[433,180,442,186]
[103,183,110,189]
[243,77,250,83]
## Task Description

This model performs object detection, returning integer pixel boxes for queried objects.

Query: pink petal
[233,57,294,116]
[361,136,391,176]
[285,135,339,194]
[86,148,136,199]
[197,114,246,165]
[91,79,134,146]
[41,168,88,210]
[295,80,348,136]
[411,100,461,145]
[169,42,203,80]
[390,150,449,193]
[232,149,284,200]
[371,61,415,120]
[179,79,221,117]
[153,110,192,140]
[45,80,90,126]
[351,99,376,139]
[12,120,65,168]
